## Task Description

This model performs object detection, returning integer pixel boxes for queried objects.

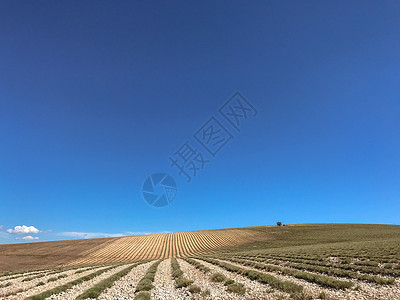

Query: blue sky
[1,1,399,244]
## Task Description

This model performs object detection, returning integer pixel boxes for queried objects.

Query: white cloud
[7,225,40,234]
[60,232,126,239]
[0,231,9,240]
[0,225,3,231]
[126,231,154,236]
[126,231,170,236]
[59,230,171,240]
[17,236,39,241]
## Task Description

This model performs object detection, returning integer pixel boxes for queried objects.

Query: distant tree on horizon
[277,222,282,226]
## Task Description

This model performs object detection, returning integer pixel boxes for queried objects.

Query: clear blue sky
[1,1,399,244]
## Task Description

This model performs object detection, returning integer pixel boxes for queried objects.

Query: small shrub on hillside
[224,279,235,286]
[172,269,183,279]
[135,261,160,292]
[136,278,153,291]
[134,291,150,300]
[22,277,33,282]
[0,282,12,288]
[5,288,23,297]
[47,274,67,283]
[210,273,226,282]
[189,285,201,293]
[292,292,313,300]
[76,263,142,300]
[183,258,211,273]
[171,258,193,288]
[226,283,246,294]
[176,276,193,288]
[318,291,327,299]
[376,277,395,285]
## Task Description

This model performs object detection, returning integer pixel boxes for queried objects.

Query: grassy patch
[267,257,393,285]
[187,258,246,295]
[4,288,24,297]
[250,253,400,278]
[176,276,193,288]
[135,260,161,292]
[224,257,353,289]
[76,261,146,299]
[200,257,303,296]
[210,272,226,282]
[26,265,118,300]
[171,258,193,288]
[183,258,211,273]
[189,285,201,293]
[318,291,327,299]
[47,274,68,282]
[226,283,246,294]
[242,269,303,294]
[201,289,211,297]
[22,274,43,282]
[224,279,235,285]
[0,282,12,288]
[134,291,150,300]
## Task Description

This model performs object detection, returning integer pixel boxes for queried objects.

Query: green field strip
[249,254,400,277]
[197,257,305,297]
[75,260,148,299]
[182,257,211,273]
[230,255,395,285]
[135,260,161,292]
[171,258,193,288]
[25,264,123,300]
[1,265,116,298]
[220,257,354,289]
[182,258,245,294]
[234,253,400,279]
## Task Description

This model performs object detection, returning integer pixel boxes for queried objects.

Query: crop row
[258,246,400,264]
[229,255,395,285]
[1,264,120,298]
[68,229,257,266]
[171,258,194,288]
[230,255,400,277]
[184,258,245,294]
[0,262,114,288]
[182,258,211,273]
[221,256,353,289]
[1,262,131,299]
[252,252,400,271]
[26,264,122,300]
[232,254,400,279]
[134,260,161,300]
[197,257,308,299]
[76,260,148,299]
[0,268,52,280]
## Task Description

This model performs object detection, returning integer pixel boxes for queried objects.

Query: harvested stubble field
[0,224,399,299]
